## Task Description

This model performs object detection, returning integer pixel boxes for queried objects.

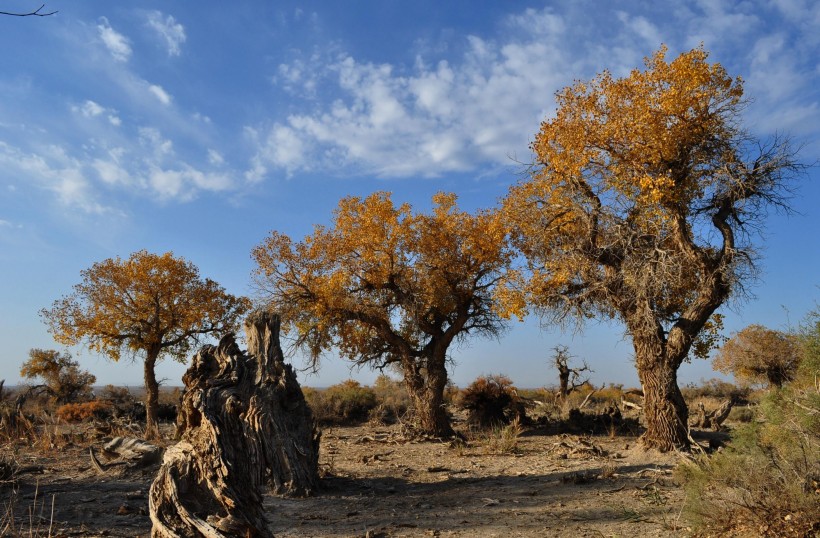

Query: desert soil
[2,421,694,537]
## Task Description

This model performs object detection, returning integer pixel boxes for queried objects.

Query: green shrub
[727,406,754,423]
[678,309,820,537]
[305,380,377,425]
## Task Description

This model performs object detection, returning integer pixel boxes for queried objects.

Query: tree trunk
[149,311,320,538]
[143,350,161,441]
[402,353,454,438]
[637,353,689,451]
[558,365,570,399]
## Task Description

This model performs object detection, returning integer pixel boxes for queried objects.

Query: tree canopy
[713,324,801,388]
[41,250,250,439]
[20,348,96,404]
[502,46,802,450]
[253,192,513,436]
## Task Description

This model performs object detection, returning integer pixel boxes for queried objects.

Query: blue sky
[1,1,818,389]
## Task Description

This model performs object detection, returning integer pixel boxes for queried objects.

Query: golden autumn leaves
[252,191,513,368]
[41,251,251,439]
[40,46,797,444]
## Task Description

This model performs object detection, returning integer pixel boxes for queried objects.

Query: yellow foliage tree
[20,348,96,404]
[41,250,251,440]
[713,324,801,388]
[253,192,512,436]
[502,46,802,450]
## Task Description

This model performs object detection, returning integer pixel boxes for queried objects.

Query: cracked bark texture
[149,311,320,538]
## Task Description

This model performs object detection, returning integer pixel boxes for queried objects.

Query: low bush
[459,374,525,428]
[727,406,754,423]
[678,309,820,537]
[681,378,751,403]
[305,380,378,425]
[368,375,410,425]
[55,400,112,422]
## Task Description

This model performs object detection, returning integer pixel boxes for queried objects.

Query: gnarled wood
[690,399,734,431]
[149,311,319,538]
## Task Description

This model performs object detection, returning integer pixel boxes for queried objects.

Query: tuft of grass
[483,418,523,455]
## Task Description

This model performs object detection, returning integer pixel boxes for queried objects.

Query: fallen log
[149,311,320,538]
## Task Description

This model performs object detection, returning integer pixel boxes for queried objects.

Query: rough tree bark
[402,353,454,438]
[143,350,161,441]
[637,356,689,451]
[149,311,320,538]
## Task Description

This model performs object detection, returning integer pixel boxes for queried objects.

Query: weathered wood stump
[690,399,734,431]
[149,311,320,538]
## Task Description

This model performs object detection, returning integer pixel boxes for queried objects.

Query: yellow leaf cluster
[502,45,746,322]
[41,250,250,363]
[252,192,512,363]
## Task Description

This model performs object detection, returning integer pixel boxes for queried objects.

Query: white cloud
[148,84,172,105]
[251,7,574,179]
[97,17,132,62]
[73,100,122,126]
[79,100,104,117]
[146,11,186,57]
[207,149,224,166]
[149,167,232,200]
[0,142,109,214]
[248,2,820,180]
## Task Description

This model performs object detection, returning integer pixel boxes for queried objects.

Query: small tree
[502,46,802,450]
[19,348,96,404]
[713,324,801,388]
[41,250,250,440]
[551,345,592,399]
[253,192,512,437]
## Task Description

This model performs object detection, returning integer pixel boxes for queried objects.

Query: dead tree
[149,311,320,538]
[552,346,592,399]
[690,399,735,431]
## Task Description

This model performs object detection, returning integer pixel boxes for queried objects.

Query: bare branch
[0,4,57,16]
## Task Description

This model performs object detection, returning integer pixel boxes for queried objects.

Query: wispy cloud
[97,17,132,62]
[73,100,122,126]
[0,142,110,214]
[146,11,186,57]
[148,84,172,106]
[247,2,820,181]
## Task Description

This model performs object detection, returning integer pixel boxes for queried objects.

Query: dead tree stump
[149,311,320,538]
[690,399,734,431]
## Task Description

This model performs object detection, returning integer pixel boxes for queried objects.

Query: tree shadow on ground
[266,460,681,537]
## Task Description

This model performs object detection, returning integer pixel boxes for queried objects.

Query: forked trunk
[403,355,454,438]
[636,351,689,451]
[143,351,161,441]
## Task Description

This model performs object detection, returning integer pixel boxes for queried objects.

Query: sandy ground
[1,416,700,538]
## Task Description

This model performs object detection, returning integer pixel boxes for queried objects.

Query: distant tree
[551,346,592,399]
[20,348,95,404]
[253,192,513,437]
[713,324,801,388]
[41,250,250,440]
[501,46,803,450]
